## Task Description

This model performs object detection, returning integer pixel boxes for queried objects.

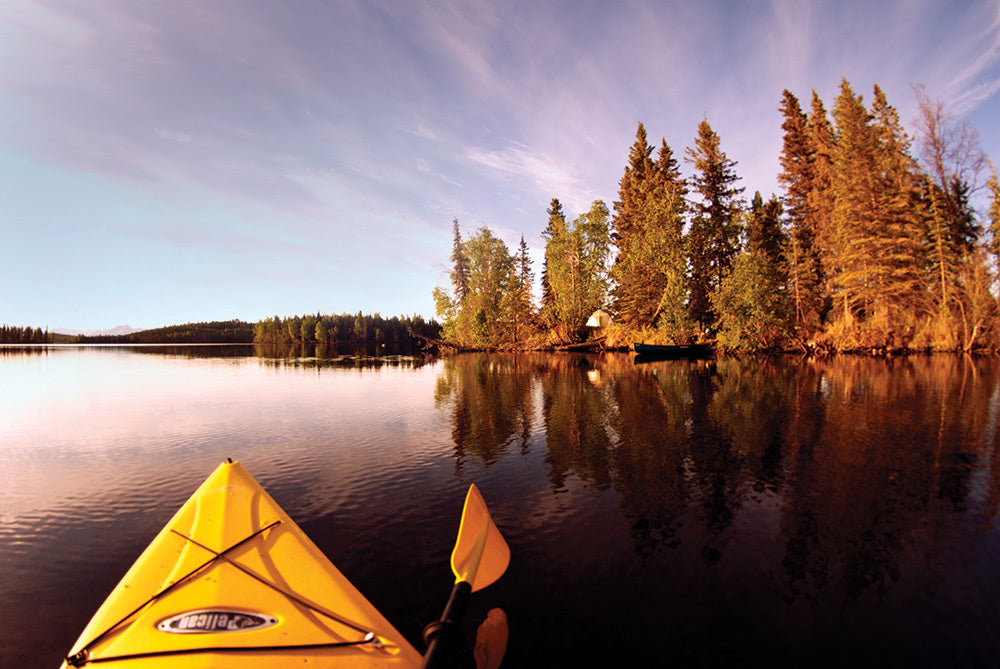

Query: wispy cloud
[3,0,999,329]
[466,142,595,214]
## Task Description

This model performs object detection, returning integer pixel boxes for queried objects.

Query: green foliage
[712,252,792,351]
[712,197,792,351]
[433,223,518,347]
[254,313,438,349]
[544,200,611,337]
[611,128,690,331]
[425,85,1000,352]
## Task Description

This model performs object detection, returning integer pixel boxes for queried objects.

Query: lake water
[3,345,1000,667]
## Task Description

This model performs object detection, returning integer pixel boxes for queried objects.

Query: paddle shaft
[421,580,472,669]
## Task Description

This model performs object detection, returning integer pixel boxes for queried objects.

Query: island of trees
[433,80,1000,353]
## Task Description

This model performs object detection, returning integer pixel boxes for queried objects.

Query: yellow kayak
[61,459,424,668]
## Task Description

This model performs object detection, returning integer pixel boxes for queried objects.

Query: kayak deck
[61,459,422,668]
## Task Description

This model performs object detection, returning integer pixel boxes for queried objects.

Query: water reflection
[436,353,1000,603]
[6,346,1000,667]
[433,354,535,467]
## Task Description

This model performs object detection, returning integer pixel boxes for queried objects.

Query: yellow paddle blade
[450,484,510,592]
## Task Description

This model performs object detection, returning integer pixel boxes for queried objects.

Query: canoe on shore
[61,460,509,668]
[632,342,713,360]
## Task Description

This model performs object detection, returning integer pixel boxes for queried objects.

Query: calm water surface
[2,345,1000,667]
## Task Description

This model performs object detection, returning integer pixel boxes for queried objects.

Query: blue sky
[2,0,999,332]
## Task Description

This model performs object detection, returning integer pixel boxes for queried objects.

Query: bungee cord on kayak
[65,521,282,667]
[66,637,380,666]
[168,528,376,637]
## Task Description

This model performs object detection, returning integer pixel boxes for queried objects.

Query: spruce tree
[685,118,744,329]
[513,235,535,340]
[450,218,470,306]
[610,127,690,334]
[987,165,1000,268]
[778,89,825,334]
[807,91,837,273]
[828,80,924,343]
[870,84,925,321]
[541,199,567,326]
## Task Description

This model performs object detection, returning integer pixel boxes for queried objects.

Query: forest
[252,312,440,350]
[0,325,52,344]
[433,80,1000,353]
[72,320,255,344]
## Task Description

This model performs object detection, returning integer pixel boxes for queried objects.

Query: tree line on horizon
[0,324,52,344]
[252,312,440,349]
[433,79,1000,352]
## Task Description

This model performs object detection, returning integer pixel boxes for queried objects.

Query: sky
[2,0,999,332]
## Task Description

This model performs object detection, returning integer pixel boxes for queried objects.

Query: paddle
[421,484,510,669]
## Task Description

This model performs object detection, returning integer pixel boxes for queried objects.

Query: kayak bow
[61,459,423,668]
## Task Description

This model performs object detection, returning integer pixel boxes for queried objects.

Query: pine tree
[685,118,744,329]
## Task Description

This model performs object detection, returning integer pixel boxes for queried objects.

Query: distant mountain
[52,325,141,337]
[66,320,255,344]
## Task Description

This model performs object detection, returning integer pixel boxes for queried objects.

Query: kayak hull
[61,460,422,668]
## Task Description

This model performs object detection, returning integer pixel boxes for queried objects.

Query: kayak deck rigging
[61,460,423,668]
[66,519,385,667]
[62,459,509,669]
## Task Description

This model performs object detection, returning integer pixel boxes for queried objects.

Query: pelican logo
[157,610,278,634]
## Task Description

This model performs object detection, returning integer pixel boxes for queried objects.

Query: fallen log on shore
[407,329,478,352]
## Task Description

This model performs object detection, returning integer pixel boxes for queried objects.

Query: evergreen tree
[829,80,923,344]
[869,84,925,320]
[450,218,470,306]
[685,118,744,329]
[778,89,825,335]
[541,199,567,325]
[745,192,785,268]
[712,193,791,351]
[807,91,837,275]
[611,126,690,333]
[988,165,1000,269]
[512,235,535,341]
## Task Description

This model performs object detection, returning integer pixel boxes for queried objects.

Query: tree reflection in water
[435,352,1000,606]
